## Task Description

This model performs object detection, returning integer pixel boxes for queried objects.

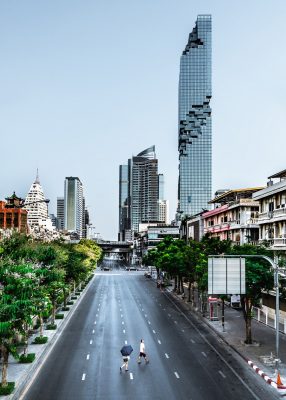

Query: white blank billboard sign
[208,258,246,295]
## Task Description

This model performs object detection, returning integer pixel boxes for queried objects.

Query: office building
[57,197,64,230]
[178,15,212,218]
[64,177,84,239]
[119,146,163,238]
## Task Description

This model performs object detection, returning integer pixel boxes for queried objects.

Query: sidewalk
[164,281,286,393]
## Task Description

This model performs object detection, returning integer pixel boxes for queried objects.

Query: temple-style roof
[5,192,24,208]
[208,187,264,205]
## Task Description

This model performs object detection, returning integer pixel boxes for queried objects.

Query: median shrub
[71,296,77,300]
[46,323,57,330]
[0,382,15,395]
[62,306,70,311]
[67,301,74,305]
[55,314,64,319]
[19,353,36,363]
[33,336,48,344]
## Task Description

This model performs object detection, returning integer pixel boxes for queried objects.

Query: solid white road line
[165,353,169,359]
[202,352,207,358]
[90,340,93,345]
[86,354,90,360]
[130,373,133,380]
[158,340,161,344]
[174,372,180,379]
[219,370,226,379]
[82,373,86,381]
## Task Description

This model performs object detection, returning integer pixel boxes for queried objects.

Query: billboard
[208,257,245,295]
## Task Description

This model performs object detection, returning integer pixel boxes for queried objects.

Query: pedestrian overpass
[96,240,133,263]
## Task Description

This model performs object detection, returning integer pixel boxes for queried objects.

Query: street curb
[163,286,283,395]
[9,273,96,400]
[246,360,279,389]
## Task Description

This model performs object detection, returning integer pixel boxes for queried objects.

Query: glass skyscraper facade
[119,146,160,239]
[178,15,212,217]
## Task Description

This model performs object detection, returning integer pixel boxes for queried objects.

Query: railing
[252,306,286,334]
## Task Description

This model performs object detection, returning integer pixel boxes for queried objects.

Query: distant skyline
[1,1,286,239]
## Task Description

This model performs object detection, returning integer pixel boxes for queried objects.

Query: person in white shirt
[137,339,149,364]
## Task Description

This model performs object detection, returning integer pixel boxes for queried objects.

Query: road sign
[208,257,245,295]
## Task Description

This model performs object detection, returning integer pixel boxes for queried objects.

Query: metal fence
[252,306,286,334]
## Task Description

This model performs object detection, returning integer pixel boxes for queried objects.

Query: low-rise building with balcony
[202,188,263,245]
[253,169,286,251]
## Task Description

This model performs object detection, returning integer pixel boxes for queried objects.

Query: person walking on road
[137,339,149,364]
[120,355,130,372]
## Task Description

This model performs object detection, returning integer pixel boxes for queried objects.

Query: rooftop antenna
[35,168,40,184]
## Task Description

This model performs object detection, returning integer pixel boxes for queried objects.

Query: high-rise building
[64,177,84,238]
[118,162,131,241]
[57,197,64,230]
[131,146,159,233]
[25,174,50,228]
[178,15,212,218]
[119,146,161,238]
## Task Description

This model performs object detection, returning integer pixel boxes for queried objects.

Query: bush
[46,324,57,330]
[62,306,70,311]
[71,296,77,300]
[33,336,48,344]
[55,314,64,319]
[67,301,74,305]
[0,382,15,395]
[19,353,36,363]
[75,292,81,295]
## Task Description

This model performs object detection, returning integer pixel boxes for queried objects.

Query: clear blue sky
[1,1,286,239]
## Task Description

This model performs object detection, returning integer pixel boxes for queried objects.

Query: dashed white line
[130,373,133,380]
[90,340,93,345]
[158,340,161,344]
[92,329,95,334]
[152,329,156,334]
[202,352,207,358]
[82,373,86,381]
[94,321,96,325]
[168,313,171,317]
[165,353,169,359]
[86,354,90,360]
[144,314,147,318]
[190,339,195,343]
[182,329,185,332]
[125,340,127,345]
[174,321,178,324]
[174,372,180,379]
[122,321,124,325]
[148,321,151,325]
[219,370,226,379]
[96,314,98,317]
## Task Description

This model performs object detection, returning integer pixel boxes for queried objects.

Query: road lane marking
[190,339,195,343]
[174,372,179,379]
[96,314,98,317]
[165,353,169,359]
[90,340,93,344]
[145,314,147,317]
[219,370,226,379]
[86,354,90,360]
[82,373,86,381]
[130,373,133,380]
[174,321,177,324]
[92,330,95,334]
[123,329,125,333]
[148,321,151,325]
[202,352,207,358]
[182,329,185,332]
[158,340,161,344]
[121,314,123,318]
[122,321,124,325]
[125,340,127,345]
[94,321,96,325]
[152,330,156,334]
[168,313,171,317]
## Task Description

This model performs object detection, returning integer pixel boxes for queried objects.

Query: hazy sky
[1,1,286,240]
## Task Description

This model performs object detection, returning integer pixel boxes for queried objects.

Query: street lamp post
[210,254,283,370]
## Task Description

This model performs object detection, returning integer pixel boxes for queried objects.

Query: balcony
[258,207,286,223]
[260,238,286,249]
